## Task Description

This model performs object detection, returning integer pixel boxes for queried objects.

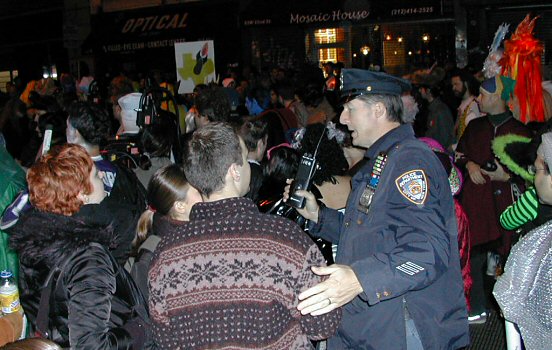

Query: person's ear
[230,163,241,182]
[77,191,89,205]
[174,200,187,214]
[172,200,190,221]
[374,102,385,118]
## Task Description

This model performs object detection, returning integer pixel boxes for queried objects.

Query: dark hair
[140,117,174,158]
[355,94,405,124]
[263,146,299,183]
[303,83,324,108]
[274,83,295,101]
[238,119,268,152]
[450,68,480,97]
[261,146,299,198]
[183,122,242,196]
[136,164,192,241]
[299,123,348,185]
[67,101,112,146]
[194,86,231,123]
[27,144,93,216]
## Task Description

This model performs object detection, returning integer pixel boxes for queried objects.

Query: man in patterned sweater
[148,122,341,349]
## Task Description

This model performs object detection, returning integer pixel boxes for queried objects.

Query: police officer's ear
[374,102,386,119]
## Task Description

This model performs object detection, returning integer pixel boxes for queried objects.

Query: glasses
[528,164,550,175]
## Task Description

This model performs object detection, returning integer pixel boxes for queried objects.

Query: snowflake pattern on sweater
[148,197,341,349]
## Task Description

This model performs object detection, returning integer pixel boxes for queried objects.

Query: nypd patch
[395,170,428,205]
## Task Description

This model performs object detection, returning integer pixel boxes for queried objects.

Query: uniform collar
[364,123,414,160]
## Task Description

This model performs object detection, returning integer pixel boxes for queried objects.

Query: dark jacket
[311,124,469,349]
[9,207,150,349]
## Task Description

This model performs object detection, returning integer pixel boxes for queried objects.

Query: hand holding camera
[480,159,510,182]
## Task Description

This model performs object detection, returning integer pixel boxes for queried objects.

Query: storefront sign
[89,2,238,55]
[242,0,452,27]
[289,9,370,24]
[121,13,189,33]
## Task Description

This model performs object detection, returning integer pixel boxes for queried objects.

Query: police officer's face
[340,98,377,148]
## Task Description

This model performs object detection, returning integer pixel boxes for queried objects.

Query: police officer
[285,69,469,349]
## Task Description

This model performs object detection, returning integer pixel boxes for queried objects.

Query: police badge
[395,170,428,205]
[358,152,387,213]
[358,185,375,214]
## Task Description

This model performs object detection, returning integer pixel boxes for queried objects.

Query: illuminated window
[318,48,345,63]
[312,28,346,63]
[315,29,337,44]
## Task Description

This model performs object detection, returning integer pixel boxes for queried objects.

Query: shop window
[318,48,345,63]
[307,28,347,64]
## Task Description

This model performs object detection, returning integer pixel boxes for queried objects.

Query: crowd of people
[0,15,551,350]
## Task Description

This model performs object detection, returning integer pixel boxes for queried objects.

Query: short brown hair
[27,144,93,216]
[183,122,242,196]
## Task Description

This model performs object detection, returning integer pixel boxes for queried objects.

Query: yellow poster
[174,40,216,94]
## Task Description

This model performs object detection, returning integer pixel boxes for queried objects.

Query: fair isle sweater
[148,197,341,349]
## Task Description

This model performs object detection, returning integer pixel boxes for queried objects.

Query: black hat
[340,69,411,101]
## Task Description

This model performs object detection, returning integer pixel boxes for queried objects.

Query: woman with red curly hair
[8,144,151,349]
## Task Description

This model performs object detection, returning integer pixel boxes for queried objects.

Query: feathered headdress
[500,15,545,124]
[483,23,510,79]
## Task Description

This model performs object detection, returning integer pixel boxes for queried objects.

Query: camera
[287,154,318,209]
[482,160,498,172]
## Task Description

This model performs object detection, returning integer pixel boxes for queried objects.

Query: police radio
[287,128,326,209]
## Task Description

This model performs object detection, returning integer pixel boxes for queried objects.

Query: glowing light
[422,34,430,42]
[408,51,412,56]
[361,45,370,56]
[353,53,357,57]
[385,34,391,41]
[397,37,403,43]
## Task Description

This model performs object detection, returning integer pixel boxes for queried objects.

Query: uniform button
[345,221,350,227]
[376,292,381,299]
[383,291,391,297]
[357,219,363,225]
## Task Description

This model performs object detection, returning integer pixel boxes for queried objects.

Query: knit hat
[117,92,141,134]
[480,76,516,102]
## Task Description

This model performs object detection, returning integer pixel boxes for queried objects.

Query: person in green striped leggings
[500,144,552,232]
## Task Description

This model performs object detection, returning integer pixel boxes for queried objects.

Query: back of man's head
[194,86,231,123]
[67,101,111,146]
[183,122,242,197]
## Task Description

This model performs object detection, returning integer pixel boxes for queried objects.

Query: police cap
[340,69,411,102]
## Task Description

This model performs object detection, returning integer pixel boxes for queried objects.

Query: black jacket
[9,207,150,349]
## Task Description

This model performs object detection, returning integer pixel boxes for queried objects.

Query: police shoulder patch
[395,170,428,205]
